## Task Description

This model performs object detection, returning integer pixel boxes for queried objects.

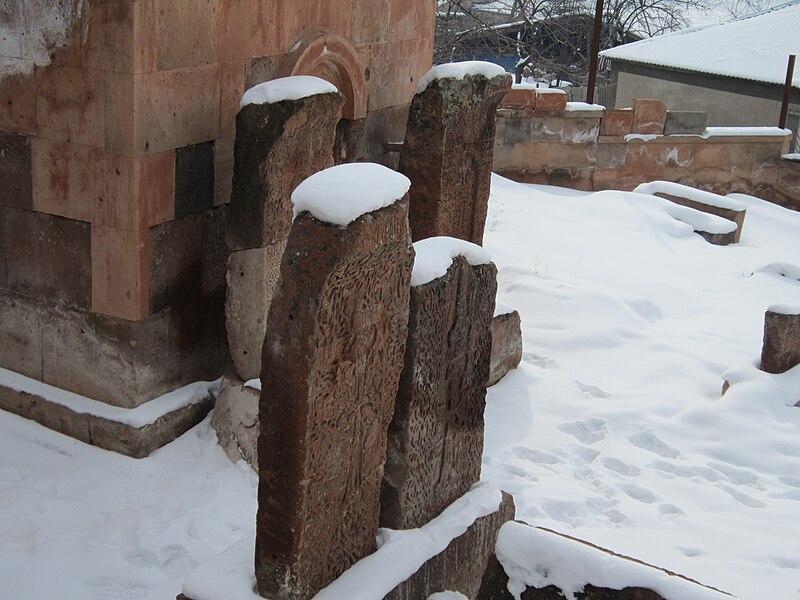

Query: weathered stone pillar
[382,237,497,530]
[761,306,800,374]
[400,62,512,245]
[255,163,415,600]
[225,77,343,381]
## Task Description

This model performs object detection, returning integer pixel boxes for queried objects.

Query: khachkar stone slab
[761,305,800,374]
[386,492,515,600]
[256,163,414,600]
[400,62,512,245]
[225,76,343,381]
[382,236,497,530]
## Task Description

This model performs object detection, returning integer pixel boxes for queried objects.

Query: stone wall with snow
[494,91,800,212]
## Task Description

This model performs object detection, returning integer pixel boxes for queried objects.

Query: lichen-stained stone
[211,375,260,468]
[226,89,344,251]
[400,67,511,244]
[382,252,497,530]
[225,242,286,380]
[761,307,800,374]
[255,188,414,599]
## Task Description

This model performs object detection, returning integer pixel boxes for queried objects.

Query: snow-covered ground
[2,175,799,599]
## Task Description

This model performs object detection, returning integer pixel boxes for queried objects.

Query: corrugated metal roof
[600,1,800,89]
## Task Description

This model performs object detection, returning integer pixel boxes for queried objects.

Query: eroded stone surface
[761,309,800,374]
[255,198,414,600]
[211,375,259,469]
[489,310,523,387]
[386,492,515,600]
[226,91,344,251]
[225,242,286,381]
[382,256,497,530]
[400,71,512,244]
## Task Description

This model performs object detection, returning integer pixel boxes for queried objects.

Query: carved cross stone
[382,252,497,529]
[255,185,414,599]
[400,70,511,245]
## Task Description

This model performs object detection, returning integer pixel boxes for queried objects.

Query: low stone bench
[634,181,746,244]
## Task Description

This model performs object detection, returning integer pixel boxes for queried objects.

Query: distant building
[600,2,800,152]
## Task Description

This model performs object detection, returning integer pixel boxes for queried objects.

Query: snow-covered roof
[600,2,800,89]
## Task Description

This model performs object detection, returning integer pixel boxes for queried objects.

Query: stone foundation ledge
[0,367,218,458]
[477,522,733,600]
[179,484,514,600]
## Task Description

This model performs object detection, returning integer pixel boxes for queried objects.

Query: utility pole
[586,0,605,104]
[779,54,796,129]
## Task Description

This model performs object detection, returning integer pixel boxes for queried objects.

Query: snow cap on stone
[418,61,508,93]
[768,304,800,316]
[240,75,338,107]
[291,163,411,226]
[411,236,492,287]
[427,593,469,600]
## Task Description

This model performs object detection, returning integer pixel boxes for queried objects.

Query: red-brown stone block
[632,98,667,135]
[500,87,536,111]
[382,251,497,530]
[534,89,567,112]
[489,310,523,387]
[156,0,219,70]
[35,65,107,148]
[761,307,800,374]
[400,68,512,244]
[600,108,634,137]
[91,225,150,321]
[255,189,414,600]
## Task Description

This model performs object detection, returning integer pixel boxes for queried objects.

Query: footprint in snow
[678,546,702,557]
[721,485,766,508]
[558,418,607,445]
[617,483,660,504]
[657,503,685,523]
[649,460,721,483]
[708,461,762,489]
[628,430,680,459]
[511,446,563,465]
[573,380,612,399]
[523,352,560,369]
[600,457,641,477]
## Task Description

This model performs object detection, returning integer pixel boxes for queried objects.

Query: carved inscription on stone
[255,200,414,600]
[400,73,511,245]
[381,256,498,530]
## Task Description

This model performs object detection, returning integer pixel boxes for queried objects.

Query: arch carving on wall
[279,30,367,121]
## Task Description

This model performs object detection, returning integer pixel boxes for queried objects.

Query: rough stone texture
[0,380,214,459]
[489,311,523,387]
[401,71,512,244]
[631,98,666,135]
[1,207,92,309]
[761,308,800,374]
[385,492,515,600]
[599,109,633,137]
[381,257,497,530]
[255,198,414,600]
[695,226,738,246]
[225,242,287,381]
[0,131,32,210]
[654,191,746,243]
[175,141,215,219]
[664,111,707,135]
[477,556,666,600]
[211,374,260,469]
[226,91,344,252]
